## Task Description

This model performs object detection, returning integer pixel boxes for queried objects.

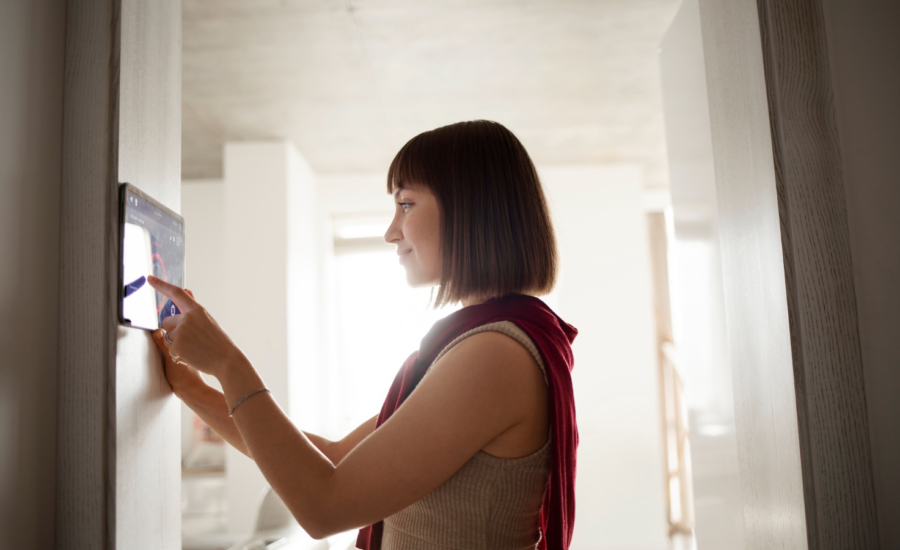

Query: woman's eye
[398,202,412,211]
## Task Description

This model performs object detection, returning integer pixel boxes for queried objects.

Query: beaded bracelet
[228,387,271,417]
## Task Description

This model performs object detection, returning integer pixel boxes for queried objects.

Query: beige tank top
[381,321,552,550]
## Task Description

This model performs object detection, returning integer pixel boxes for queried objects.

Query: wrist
[219,349,252,377]
[219,354,266,409]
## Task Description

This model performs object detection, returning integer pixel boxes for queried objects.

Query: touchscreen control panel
[119,184,185,330]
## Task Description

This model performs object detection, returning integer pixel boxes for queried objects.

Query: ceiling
[182,0,680,187]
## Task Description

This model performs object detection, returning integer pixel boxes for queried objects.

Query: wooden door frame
[697,0,878,547]
[56,1,182,548]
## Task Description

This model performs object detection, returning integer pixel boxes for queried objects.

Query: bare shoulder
[437,328,537,369]
[428,330,545,415]
[429,329,549,457]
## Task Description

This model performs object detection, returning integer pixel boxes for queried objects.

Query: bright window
[330,249,459,436]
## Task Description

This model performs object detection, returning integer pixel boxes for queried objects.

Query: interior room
[3,0,898,549]
[175,1,735,549]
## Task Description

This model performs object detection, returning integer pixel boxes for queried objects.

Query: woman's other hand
[152,327,205,398]
[146,275,249,377]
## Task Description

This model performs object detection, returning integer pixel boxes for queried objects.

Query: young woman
[149,120,579,550]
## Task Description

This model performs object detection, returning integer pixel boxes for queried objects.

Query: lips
[398,249,412,262]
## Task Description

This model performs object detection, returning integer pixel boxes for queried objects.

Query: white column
[542,165,668,550]
[221,141,318,535]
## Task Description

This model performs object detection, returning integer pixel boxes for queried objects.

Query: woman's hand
[146,275,249,378]
[149,288,205,398]
[152,327,206,398]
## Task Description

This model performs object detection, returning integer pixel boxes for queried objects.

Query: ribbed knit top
[381,321,552,550]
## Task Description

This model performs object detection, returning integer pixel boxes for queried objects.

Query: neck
[461,292,534,308]
[461,291,504,307]
[460,296,489,308]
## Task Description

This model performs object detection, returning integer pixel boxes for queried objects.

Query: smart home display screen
[119,185,185,330]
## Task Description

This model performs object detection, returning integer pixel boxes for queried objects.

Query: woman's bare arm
[149,280,539,540]
[179,380,253,456]
[329,413,379,464]
[224,331,537,539]
[179,380,378,464]
[160,330,378,463]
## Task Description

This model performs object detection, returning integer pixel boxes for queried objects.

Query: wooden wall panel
[820,0,900,545]
[755,0,878,546]
[57,0,182,548]
[57,0,117,546]
[696,0,809,547]
[0,1,66,548]
[698,0,878,547]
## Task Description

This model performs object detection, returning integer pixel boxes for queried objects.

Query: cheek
[423,222,442,276]
[408,216,441,277]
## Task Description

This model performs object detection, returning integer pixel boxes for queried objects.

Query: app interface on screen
[121,189,184,329]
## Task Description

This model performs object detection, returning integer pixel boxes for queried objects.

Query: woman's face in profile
[384,184,441,287]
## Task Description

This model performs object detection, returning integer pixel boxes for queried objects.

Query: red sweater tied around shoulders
[356,293,579,550]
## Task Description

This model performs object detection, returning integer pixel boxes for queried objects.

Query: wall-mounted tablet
[118,183,185,330]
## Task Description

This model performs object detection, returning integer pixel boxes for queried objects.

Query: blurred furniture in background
[183,487,332,550]
[182,465,227,540]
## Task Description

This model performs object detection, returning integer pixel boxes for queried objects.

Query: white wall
[181,179,228,460]
[113,4,184,547]
[0,1,66,547]
[658,1,746,547]
[315,173,395,441]
[182,180,228,334]
[541,165,667,550]
[183,141,318,535]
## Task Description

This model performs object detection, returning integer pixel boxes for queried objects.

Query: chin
[404,268,438,288]
[405,275,431,288]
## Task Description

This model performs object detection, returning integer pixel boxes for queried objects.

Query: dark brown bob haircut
[387,120,558,307]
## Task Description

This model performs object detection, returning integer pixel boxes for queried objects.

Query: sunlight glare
[334,251,460,435]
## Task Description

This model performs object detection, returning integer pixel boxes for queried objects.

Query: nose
[384,213,402,244]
